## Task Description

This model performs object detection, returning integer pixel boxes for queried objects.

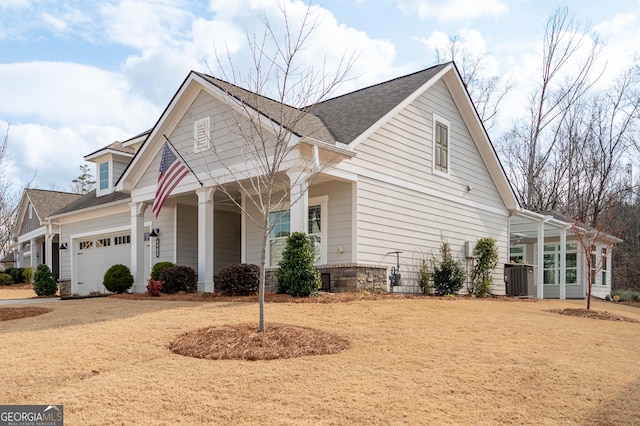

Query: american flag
[152,142,189,218]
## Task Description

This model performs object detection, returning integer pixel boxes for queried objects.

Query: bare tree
[500,7,604,210]
[201,1,355,332]
[433,35,512,130]
[0,125,19,259]
[71,164,96,194]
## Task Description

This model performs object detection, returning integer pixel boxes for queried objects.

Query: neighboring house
[12,188,84,278]
[0,252,15,270]
[26,61,617,298]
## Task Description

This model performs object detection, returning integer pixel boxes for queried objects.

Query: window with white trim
[267,198,327,267]
[591,245,597,286]
[194,116,211,153]
[543,243,578,285]
[114,235,131,245]
[509,245,525,263]
[601,247,607,286]
[99,162,109,190]
[96,238,111,248]
[432,114,450,175]
[79,240,94,250]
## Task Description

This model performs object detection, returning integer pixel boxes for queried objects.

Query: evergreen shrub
[103,264,134,293]
[276,232,321,297]
[33,264,58,296]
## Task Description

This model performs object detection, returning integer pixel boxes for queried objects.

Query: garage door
[76,234,133,295]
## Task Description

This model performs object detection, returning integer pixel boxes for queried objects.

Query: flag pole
[163,134,204,187]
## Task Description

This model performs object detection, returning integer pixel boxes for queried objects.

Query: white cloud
[0,62,159,130]
[2,120,128,191]
[395,0,508,21]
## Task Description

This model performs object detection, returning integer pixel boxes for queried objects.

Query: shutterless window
[432,114,450,175]
[99,162,109,190]
[602,248,608,283]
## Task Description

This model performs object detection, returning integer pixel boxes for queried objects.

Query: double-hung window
[267,197,327,266]
[432,114,450,176]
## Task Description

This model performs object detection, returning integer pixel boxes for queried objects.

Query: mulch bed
[169,323,350,361]
[0,307,52,321]
[548,308,639,323]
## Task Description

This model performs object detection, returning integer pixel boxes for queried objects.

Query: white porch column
[18,243,25,268]
[536,220,544,299]
[30,238,38,268]
[45,233,54,272]
[559,228,567,300]
[287,170,309,234]
[197,187,215,292]
[130,202,147,293]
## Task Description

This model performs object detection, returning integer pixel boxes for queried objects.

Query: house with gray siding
[17,62,617,298]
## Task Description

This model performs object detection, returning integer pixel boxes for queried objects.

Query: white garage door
[76,234,133,295]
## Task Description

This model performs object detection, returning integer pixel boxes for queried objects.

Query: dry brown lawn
[1,295,640,425]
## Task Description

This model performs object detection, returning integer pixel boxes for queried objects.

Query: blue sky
[1,0,639,191]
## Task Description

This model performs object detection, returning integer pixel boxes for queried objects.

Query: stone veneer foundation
[265,263,388,293]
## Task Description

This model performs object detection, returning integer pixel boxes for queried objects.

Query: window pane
[308,205,321,234]
[309,235,321,263]
[269,239,287,266]
[544,269,555,285]
[269,211,290,238]
[566,269,577,284]
[99,162,109,190]
[566,253,577,268]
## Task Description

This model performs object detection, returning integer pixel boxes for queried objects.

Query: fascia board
[442,68,520,211]
[47,200,130,224]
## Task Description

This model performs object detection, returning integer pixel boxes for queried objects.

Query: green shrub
[416,259,431,295]
[276,232,321,297]
[160,265,197,294]
[10,268,25,284]
[33,264,57,296]
[0,273,13,285]
[23,266,35,284]
[431,239,466,296]
[103,264,134,293]
[469,238,499,298]
[215,263,259,296]
[150,261,175,281]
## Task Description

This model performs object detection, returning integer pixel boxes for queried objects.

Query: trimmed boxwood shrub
[150,261,175,281]
[215,263,259,296]
[10,267,25,284]
[276,232,321,297]
[103,264,134,293]
[160,265,197,294]
[33,264,57,296]
[0,273,13,285]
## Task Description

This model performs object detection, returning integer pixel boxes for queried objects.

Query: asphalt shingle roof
[309,64,449,144]
[51,189,130,216]
[25,189,84,219]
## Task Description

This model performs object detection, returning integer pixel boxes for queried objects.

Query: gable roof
[50,189,130,217]
[116,62,519,210]
[24,189,84,220]
[194,72,337,144]
[309,63,450,145]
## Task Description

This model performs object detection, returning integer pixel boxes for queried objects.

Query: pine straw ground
[1,293,640,425]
